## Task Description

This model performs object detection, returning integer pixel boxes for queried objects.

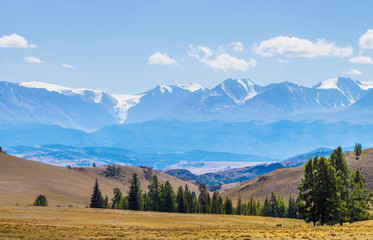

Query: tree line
[90,174,298,218]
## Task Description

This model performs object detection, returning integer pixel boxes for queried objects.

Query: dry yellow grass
[0,153,199,207]
[0,206,372,239]
[222,148,373,203]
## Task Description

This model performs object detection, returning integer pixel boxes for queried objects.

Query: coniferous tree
[160,181,175,212]
[176,186,187,213]
[262,196,271,217]
[236,197,242,215]
[92,162,96,167]
[148,175,160,211]
[127,173,142,210]
[287,195,297,219]
[224,197,233,214]
[34,194,48,206]
[218,195,224,214]
[297,157,318,225]
[348,169,373,222]
[111,188,122,209]
[211,191,220,214]
[198,183,211,213]
[103,196,109,208]
[142,192,150,211]
[354,142,362,160]
[314,156,340,225]
[90,179,104,208]
[184,184,192,213]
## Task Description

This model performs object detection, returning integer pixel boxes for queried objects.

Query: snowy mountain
[0,81,204,130]
[1,77,373,131]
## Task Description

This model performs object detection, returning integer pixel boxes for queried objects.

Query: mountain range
[1,77,373,131]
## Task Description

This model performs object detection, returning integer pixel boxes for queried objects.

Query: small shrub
[33,194,48,206]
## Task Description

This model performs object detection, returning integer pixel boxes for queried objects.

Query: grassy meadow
[1,206,373,239]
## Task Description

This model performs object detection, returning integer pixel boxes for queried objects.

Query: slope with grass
[0,153,199,207]
[221,148,373,202]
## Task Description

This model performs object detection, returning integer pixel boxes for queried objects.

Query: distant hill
[0,153,199,207]
[221,148,373,202]
[5,145,273,172]
[164,163,284,187]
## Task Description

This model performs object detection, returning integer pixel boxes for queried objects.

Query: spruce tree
[90,179,104,208]
[176,186,187,213]
[211,191,220,214]
[160,181,175,212]
[224,197,233,214]
[127,173,142,210]
[198,183,211,213]
[354,142,362,160]
[297,157,318,225]
[236,197,242,215]
[148,175,160,211]
[111,188,122,209]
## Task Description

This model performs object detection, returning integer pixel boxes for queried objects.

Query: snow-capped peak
[177,83,206,92]
[20,81,105,103]
[158,84,173,94]
[356,81,373,90]
[316,78,340,91]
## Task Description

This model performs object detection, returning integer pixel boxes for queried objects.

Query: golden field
[1,206,373,239]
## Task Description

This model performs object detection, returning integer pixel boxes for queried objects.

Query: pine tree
[211,191,220,214]
[236,197,242,215]
[262,196,271,217]
[34,194,48,206]
[224,197,233,214]
[348,169,373,222]
[329,147,350,225]
[287,195,297,218]
[184,184,192,213]
[176,186,187,213]
[103,196,109,208]
[160,181,175,212]
[111,188,122,209]
[148,175,160,211]
[90,179,104,208]
[354,142,362,160]
[92,162,96,167]
[297,157,318,225]
[198,183,211,213]
[127,173,142,210]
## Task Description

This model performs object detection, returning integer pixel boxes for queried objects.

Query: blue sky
[1,0,373,94]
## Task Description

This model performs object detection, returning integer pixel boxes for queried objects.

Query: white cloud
[254,36,353,58]
[278,58,289,63]
[62,63,75,69]
[218,42,244,53]
[359,29,373,50]
[0,33,37,48]
[343,69,362,75]
[148,52,177,65]
[23,56,43,64]
[349,55,373,64]
[189,45,256,71]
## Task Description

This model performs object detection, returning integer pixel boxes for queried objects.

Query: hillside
[0,153,199,207]
[221,148,373,202]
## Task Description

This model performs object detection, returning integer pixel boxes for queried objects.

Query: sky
[1,0,373,94]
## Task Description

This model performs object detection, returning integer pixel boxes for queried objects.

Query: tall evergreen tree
[111,188,122,209]
[90,179,104,208]
[176,186,187,213]
[297,157,318,225]
[148,175,160,211]
[198,183,211,213]
[224,197,233,214]
[127,173,142,210]
[287,195,297,219]
[329,147,350,225]
[160,181,175,212]
[236,197,242,215]
[354,142,362,160]
[211,191,220,214]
